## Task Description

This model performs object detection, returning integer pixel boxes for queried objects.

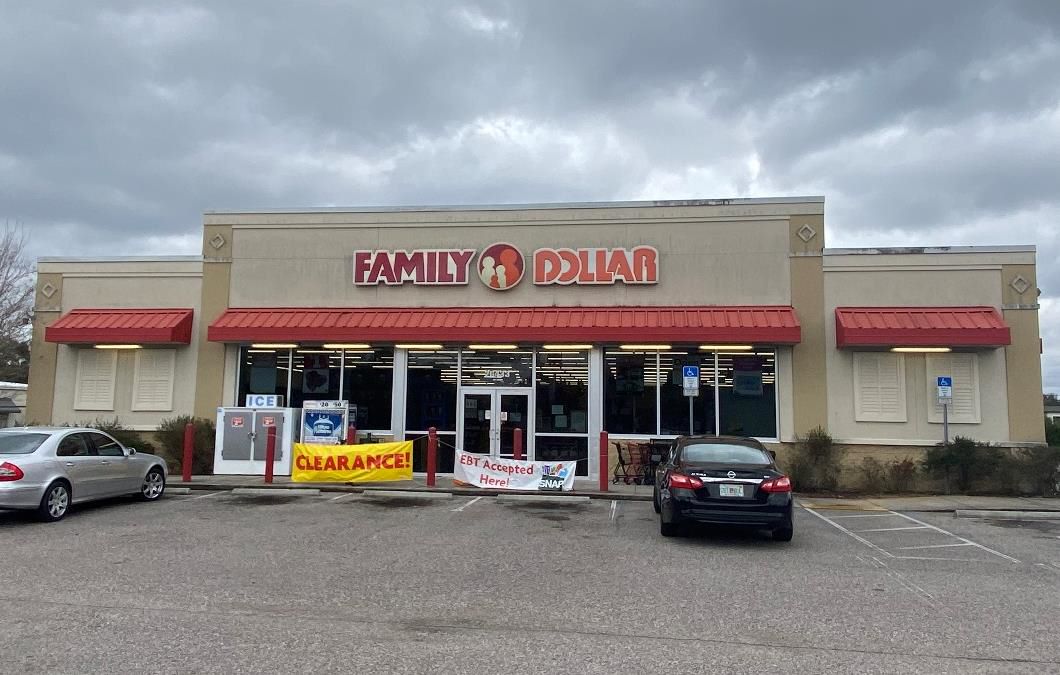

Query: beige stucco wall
[823,251,1031,444]
[218,204,805,309]
[36,260,202,430]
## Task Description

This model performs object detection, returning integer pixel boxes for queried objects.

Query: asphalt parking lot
[2,490,1059,674]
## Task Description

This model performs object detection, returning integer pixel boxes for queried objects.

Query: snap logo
[477,243,524,290]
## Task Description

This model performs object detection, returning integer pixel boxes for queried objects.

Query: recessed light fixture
[251,343,298,349]
[468,344,518,350]
[396,343,444,350]
[890,346,952,353]
[700,345,753,351]
[619,344,671,351]
[94,344,142,350]
[543,344,593,350]
[322,343,371,349]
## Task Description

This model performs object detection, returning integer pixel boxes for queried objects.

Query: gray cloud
[1,0,1058,390]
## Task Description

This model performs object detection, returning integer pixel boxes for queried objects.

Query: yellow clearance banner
[292,441,413,483]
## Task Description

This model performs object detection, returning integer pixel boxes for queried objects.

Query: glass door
[498,393,529,460]
[462,392,493,456]
[460,388,530,460]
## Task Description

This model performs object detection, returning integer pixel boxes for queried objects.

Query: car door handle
[99,460,110,465]
[65,462,75,467]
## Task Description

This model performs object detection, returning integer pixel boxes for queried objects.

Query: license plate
[719,484,744,498]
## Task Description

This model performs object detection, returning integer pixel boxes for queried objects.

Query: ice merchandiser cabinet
[213,407,297,476]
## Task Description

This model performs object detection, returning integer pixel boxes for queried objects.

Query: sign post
[682,365,700,436]
[936,376,953,444]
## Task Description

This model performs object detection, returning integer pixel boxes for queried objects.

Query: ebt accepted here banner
[454,450,577,491]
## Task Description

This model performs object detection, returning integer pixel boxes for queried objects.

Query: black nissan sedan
[653,435,793,541]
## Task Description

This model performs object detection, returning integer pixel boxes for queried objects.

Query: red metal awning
[835,307,1010,348]
[45,308,195,345]
[208,306,801,344]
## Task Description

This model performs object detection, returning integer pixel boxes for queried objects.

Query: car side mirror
[125,447,137,457]
[768,450,776,461]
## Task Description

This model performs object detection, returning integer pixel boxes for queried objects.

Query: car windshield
[680,442,771,466]
[0,433,50,455]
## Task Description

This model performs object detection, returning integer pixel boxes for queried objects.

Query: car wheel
[37,481,71,522]
[140,467,166,501]
[772,524,794,542]
[652,488,661,514]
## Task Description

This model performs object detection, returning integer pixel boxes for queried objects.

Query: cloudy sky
[2,1,1058,390]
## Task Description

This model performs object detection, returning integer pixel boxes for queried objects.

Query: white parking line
[329,493,356,502]
[805,506,1021,564]
[609,500,618,522]
[856,525,931,533]
[888,511,1021,564]
[451,496,484,512]
[803,507,895,558]
[897,542,974,550]
[187,491,222,500]
[830,513,900,519]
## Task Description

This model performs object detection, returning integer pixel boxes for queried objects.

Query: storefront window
[238,348,290,404]
[536,349,589,476]
[718,350,777,438]
[534,436,589,477]
[460,349,533,387]
[604,350,658,435]
[536,350,588,433]
[289,349,342,409]
[343,347,394,431]
[659,350,716,435]
[406,349,458,472]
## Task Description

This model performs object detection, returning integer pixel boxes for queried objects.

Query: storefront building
[26,197,1046,477]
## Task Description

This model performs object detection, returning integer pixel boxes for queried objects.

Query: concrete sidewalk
[171,475,1060,510]
[798,494,1060,512]
[170,474,657,500]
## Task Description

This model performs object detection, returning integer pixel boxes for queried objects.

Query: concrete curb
[167,487,192,495]
[496,494,592,504]
[171,481,653,501]
[362,490,453,500]
[955,510,1060,520]
[231,487,321,496]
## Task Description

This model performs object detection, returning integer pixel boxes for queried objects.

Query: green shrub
[857,457,886,493]
[789,427,845,492]
[922,436,1003,493]
[155,416,215,476]
[886,457,919,493]
[70,417,158,455]
[1046,418,1060,447]
[1014,446,1060,496]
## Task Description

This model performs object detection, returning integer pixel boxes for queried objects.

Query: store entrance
[459,388,530,461]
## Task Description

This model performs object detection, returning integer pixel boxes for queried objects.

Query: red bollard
[264,425,277,484]
[599,431,609,492]
[513,427,523,461]
[347,424,358,445]
[181,422,194,483]
[426,427,438,487]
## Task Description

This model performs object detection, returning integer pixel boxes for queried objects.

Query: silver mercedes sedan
[0,427,168,522]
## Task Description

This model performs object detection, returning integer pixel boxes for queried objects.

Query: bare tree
[0,224,33,344]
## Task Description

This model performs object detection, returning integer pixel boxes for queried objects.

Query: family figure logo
[478,243,524,290]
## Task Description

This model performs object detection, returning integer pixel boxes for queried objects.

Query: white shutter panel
[854,352,906,422]
[74,349,117,411]
[132,349,176,411]
[927,353,980,424]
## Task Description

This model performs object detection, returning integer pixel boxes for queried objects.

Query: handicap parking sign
[936,376,952,387]
[683,366,700,379]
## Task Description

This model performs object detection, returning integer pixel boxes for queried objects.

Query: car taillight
[668,473,703,489]
[760,475,792,493]
[0,461,24,482]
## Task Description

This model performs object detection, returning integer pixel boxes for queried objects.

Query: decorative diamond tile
[40,282,57,299]
[796,224,817,242]
[209,233,226,250]
[1010,275,1030,295]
